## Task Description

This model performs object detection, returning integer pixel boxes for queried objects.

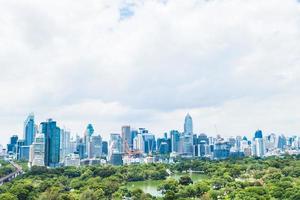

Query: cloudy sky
[1,0,300,145]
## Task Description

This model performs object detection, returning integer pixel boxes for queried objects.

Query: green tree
[0,193,18,200]
[178,175,193,185]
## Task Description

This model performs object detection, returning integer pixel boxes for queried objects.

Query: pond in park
[125,172,208,197]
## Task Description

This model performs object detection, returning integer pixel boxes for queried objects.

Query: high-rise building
[278,134,286,150]
[213,141,231,160]
[265,133,277,152]
[31,133,45,166]
[253,130,264,157]
[102,141,108,156]
[122,125,131,152]
[24,114,35,146]
[157,137,171,154]
[88,135,102,158]
[181,135,193,156]
[60,129,71,163]
[40,119,61,167]
[182,114,193,156]
[170,130,180,153]
[184,113,193,135]
[65,153,80,167]
[19,146,30,161]
[16,139,25,160]
[7,135,18,154]
[133,134,144,153]
[142,133,156,154]
[130,130,138,149]
[109,133,122,154]
[84,124,94,158]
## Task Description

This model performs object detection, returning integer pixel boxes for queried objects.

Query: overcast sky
[1,0,300,146]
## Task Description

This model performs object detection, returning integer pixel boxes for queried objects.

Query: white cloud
[0,0,300,144]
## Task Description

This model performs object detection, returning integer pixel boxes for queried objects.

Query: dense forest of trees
[1,155,300,199]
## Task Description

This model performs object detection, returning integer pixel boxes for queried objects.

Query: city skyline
[2,112,299,147]
[1,0,300,146]
[5,112,300,167]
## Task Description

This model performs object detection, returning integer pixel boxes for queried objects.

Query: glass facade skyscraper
[171,130,180,153]
[184,113,193,135]
[24,114,35,146]
[122,125,131,152]
[40,119,61,167]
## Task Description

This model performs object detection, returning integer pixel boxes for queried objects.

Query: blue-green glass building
[40,119,60,167]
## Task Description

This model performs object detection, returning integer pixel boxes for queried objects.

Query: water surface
[126,172,208,197]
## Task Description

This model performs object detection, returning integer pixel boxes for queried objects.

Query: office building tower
[198,134,209,144]
[102,141,108,156]
[133,134,144,153]
[170,130,180,153]
[69,139,77,154]
[214,141,231,160]
[157,137,171,154]
[265,133,277,152]
[228,137,236,148]
[16,139,25,160]
[181,135,193,156]
[122,125,131,152]
[240,136,249,152]
[253,130,264,157]
[184,113,193,135]
[40,119,61,167]
[85,124,94,137]
[130,130,138,149]
[24,114,35,146]
[278,134,286,150]
[60,129,71,163]
[194,140,208,157]
[77,142,86,159]
[84,124,94,158]
[110,153,123,166]
[31,133,45,166]
[235,136,242,151]
[7,135,18,154]
[182,114,193,156]
[142,133,156,154]
[158,142,169,154]
[65,153,80,167]
[19,146,30,161]
[88,135,102,158]
[109,133,122,154]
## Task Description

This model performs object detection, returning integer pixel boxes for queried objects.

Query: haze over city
[1,0,300,145]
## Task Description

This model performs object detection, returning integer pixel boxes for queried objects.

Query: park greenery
[1,155,300,199]
[0,160,15,178]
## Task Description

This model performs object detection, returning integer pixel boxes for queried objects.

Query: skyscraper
[170,130,180,153]
[102,141,108,156]
[109,133,122,154]
[253,130,264,157]
[31,133,45,166]
[88,135,102,158]
[24,114,35,146]
[60,129,71,163]
[84,124,94,158]
[40,119,61,167]
[182,113,193,156]
[16,139,25,160]
[133,133,144,153]
[7,135,18,154]
[184,113,193,135]
[122,125,131,152]
[142,133,156,154]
